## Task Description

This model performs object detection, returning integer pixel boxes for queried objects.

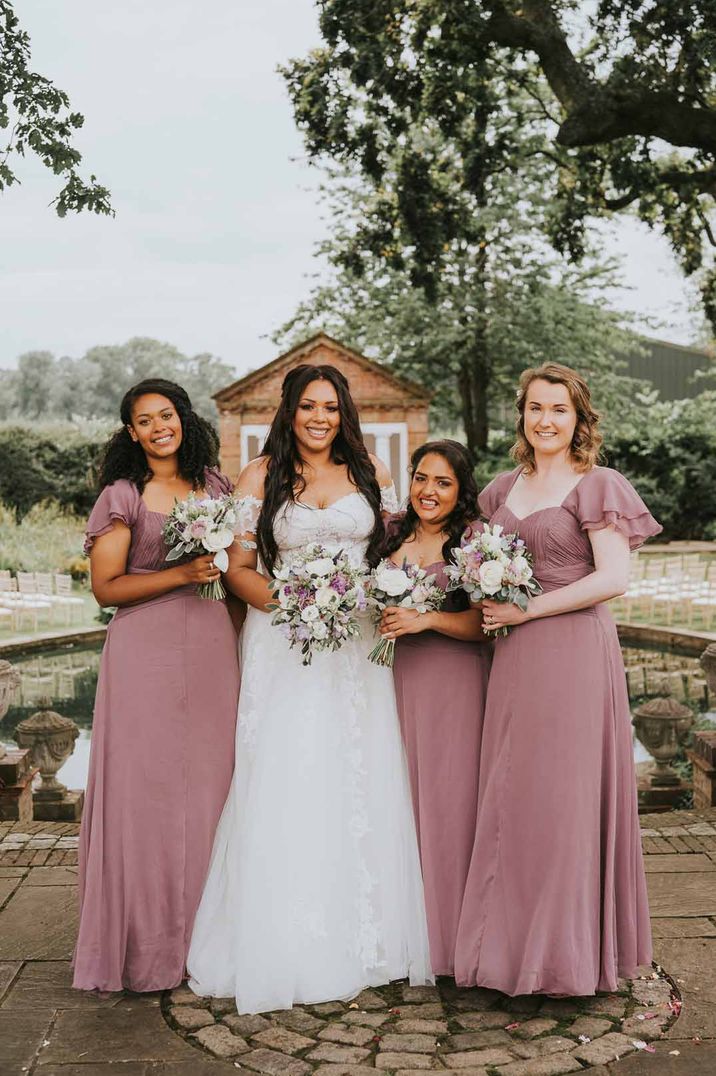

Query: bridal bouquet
[366,558,445,668]
[163,492,243,600]
[269,543,368,666]
[445,523,541,636]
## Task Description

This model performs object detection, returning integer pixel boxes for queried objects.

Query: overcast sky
[0,1,704,380]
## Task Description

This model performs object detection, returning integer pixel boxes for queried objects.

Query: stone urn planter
[700,643,716,698]
[0,660,21,760]
[632,694,694,787]
[14,697,79,800]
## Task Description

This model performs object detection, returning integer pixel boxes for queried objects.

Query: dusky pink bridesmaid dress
[392,548,492,976]
[455,465,661,996]
[73,467,240,992]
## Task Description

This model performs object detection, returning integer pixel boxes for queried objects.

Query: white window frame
[240,420,409,500]
[361,421,409,501]
[240,424,271,467]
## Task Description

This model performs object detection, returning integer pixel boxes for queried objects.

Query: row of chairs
[0,570,85,632]
[611,554,716,630]
[11,651,99,707]
[623,647,708,704]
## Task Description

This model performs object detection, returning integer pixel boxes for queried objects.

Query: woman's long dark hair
[383,440,478,564]
[98,378,219,491]
[257,364,383,574]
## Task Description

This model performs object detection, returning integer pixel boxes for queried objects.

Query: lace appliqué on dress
[234,494,262,550]
[380,483,400,514]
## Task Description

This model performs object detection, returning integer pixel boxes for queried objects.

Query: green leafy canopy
[0,0,112,215]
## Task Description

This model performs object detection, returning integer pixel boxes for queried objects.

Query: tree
[275,170,648,453]
[4,338,236,423]
[283,1,716,326]
[0,0,112,215]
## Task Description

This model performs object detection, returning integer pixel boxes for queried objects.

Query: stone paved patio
[1,810,716,1075]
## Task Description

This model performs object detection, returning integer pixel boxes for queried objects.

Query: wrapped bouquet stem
[445,523,542,636]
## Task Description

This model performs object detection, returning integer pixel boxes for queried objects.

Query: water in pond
[0,638,711,789]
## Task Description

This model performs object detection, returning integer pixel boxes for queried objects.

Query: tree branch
[483,0,716,155]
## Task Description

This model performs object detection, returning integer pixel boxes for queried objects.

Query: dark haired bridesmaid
[455,363,661,997]
[379,440,491,976]
[73,378,242,993]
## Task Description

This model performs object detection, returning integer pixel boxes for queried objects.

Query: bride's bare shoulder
[237,456,269,499]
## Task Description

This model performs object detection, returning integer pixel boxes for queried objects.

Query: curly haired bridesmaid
[73,378,242,993]
[380,441,491,976]
[455,363,661,997]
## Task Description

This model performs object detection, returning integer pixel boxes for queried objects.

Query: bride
[187,363,432,1014]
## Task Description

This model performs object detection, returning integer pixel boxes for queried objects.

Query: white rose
[315,586,340,610]
[305,557,335,577]
[375,566,411,596]
[203,527,234,552]
[410,583,428,605]
[311,621,329,640]
[480,532,504,556]
[300,604,320,622]
[478,559,505,595]
[275,564,291,581]
[507,555,532,585]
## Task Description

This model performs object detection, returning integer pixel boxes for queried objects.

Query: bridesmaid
[73,378,242,993]
[380,440,491,977]
[455,363,661,997]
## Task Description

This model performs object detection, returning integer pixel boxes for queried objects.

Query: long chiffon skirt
[73,590,240,992]
[455,605,651,997]
[187,608,432,1014]
[394,632,491,975]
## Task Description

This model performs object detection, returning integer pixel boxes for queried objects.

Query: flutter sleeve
[574,467,662,550]
[477,469,515,522]
[84,481,139,553]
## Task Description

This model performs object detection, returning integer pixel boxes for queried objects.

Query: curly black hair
[98,378,220,492]
[256,364,383,575]
[382,440,478,565]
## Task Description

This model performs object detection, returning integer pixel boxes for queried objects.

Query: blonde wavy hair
[511,362,603,474]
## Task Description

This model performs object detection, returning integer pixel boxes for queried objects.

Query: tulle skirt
[187,607,432,1014]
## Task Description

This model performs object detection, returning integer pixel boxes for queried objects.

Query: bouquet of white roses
[366,558,445,668]
[445,523,541,635]
[269,543,368,666]
[163,492,242,600]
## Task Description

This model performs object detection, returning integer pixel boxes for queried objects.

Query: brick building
[213,333,431,500]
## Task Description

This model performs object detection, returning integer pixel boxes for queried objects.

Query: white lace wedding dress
[187,490,432,1014]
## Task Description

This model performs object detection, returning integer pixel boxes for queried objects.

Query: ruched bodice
[482,466,662,594]
[84,468,233,573]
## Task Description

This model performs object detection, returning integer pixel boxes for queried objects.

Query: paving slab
[0,876,22,908]
[605,1039,716,1073]
[651,916,716,937]
[643,853,716,872]
[653,936,716,1039]
[37,1004,200,1065]
[24,866,79,886]
[0,960,21,1004]
[646,871,716,916]
[0,1008,54,1075]
[0,884,78,959]
[2,960,121,1010]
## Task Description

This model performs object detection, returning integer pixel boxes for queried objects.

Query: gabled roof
[213,332,432,405]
